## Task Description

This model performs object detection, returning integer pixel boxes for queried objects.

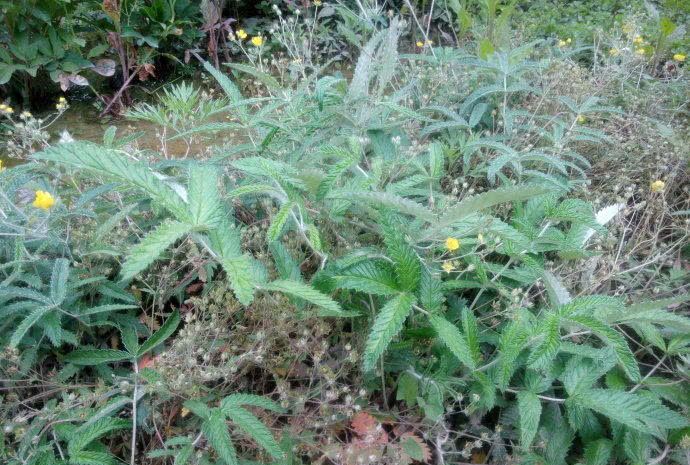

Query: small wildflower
[425,39,433,46]
[32,190,56,210]
[237,29,248,40]
[673,53,686,62]
[314,0,322,5]
[633,35,644,45]
[557,39,567,47]
[416,41,424,48]
[56,97,68,111]
[576,115,586,124]
[650,180,665,193]
[477,233,485,245]
[1,104,14,115]
[635,47,646,56]
[445,237,460,251]
[609,48,620,56]
[442,261,455,273]
[20,111,32,119]
[251,36,264,47]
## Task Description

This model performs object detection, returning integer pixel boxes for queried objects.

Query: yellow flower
[566,38,572,44]
[635,47,646,56]
[609,48,620,56]
[20,111,32,119]
[477,233,484,245]
[633,35,644,45]
[445,237,460,252]
[314,0,322,5]
[237,29,248,40]
[650,180,665,193]
[1,105,14,114]
[425,39,433,46]
[251,36,264,47]
[32,190,56,210]
[416,41,424,48]
[441,261,455,273]
[622,23,633,35]
[58,96,66,103]
[576,115,586,124]
[673,53,686,62]
[558,39,567,47]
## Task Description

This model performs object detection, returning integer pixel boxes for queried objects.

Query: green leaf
[380,213,421,291]
[188,165,222,228]
[34,142,189,221]
[332,261,400,296]
[362,293,415,372]
[69,418,130,454]
[225,406,283,459]
[120,220,193,282]
[221,394,284,413]
[65,349,132,365]
[10,305,54,347]
[49,258,70,305]
[68,450,120,465]
[583,439,612,465]
[462,308,481,366]
[418,268,444,312]
[79,304,139,317]
[528,312,561,369]
[564,315,640,382]
[137,310,180,356]
[267,202,294,242]
[261,280,345,316]
[428,314,476,370]
[434,184,551,230]
[396,372,418,406]
[220,255,258,306]
[569,389,688,436]
[202,60,247,122]
[518,391,541,448]
[202,410,238,465]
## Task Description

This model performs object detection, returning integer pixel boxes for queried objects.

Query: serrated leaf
[137,310,180,356]
[120,220,192,282]
[202,410,238,465]
[564,315,640,382]
[261,279,345,316]
[10,305,55,347]
[583,439,612,465]
[528,312,561,369]
[267,202,294,242]
[418,268,444,312]
[188,165,222,228]
[380,213,421,291]
[332,261,400,296]
[69,418,130,454]
[65,349,131,365]
[570,389,688,436]
[221,394,284,413]
[49,258,70,304]
[220,255,257,306]
[518,391,542,448]
[428,314,476,370]
[362,293,415,372]
[225,406,283,459]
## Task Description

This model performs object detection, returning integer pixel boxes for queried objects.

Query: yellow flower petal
[32,190,56,210]
[441,261,455,273]
[445,237,460,252]
[650,180,665,193]
[673,53,686,62]
[416,41,424,48]
[251,36,264,47]
[237,29,248,39]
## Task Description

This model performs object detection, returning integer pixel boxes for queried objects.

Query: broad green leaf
[10,305,55,347]
[65,349,131,365]
[49,258,70,305]
[267,202,294,242]
[202,410,238,465]
[120,220,193,282]
[332,261,400,296]
[137,310,180,356]
[188,165,222,228]
[225,406,283,459]
[261,279,345,316]
[362,293,415,372]
[518,391,541,448]
[428,314,476,370]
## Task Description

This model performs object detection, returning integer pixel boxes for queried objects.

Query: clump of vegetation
[1,2,689,465]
